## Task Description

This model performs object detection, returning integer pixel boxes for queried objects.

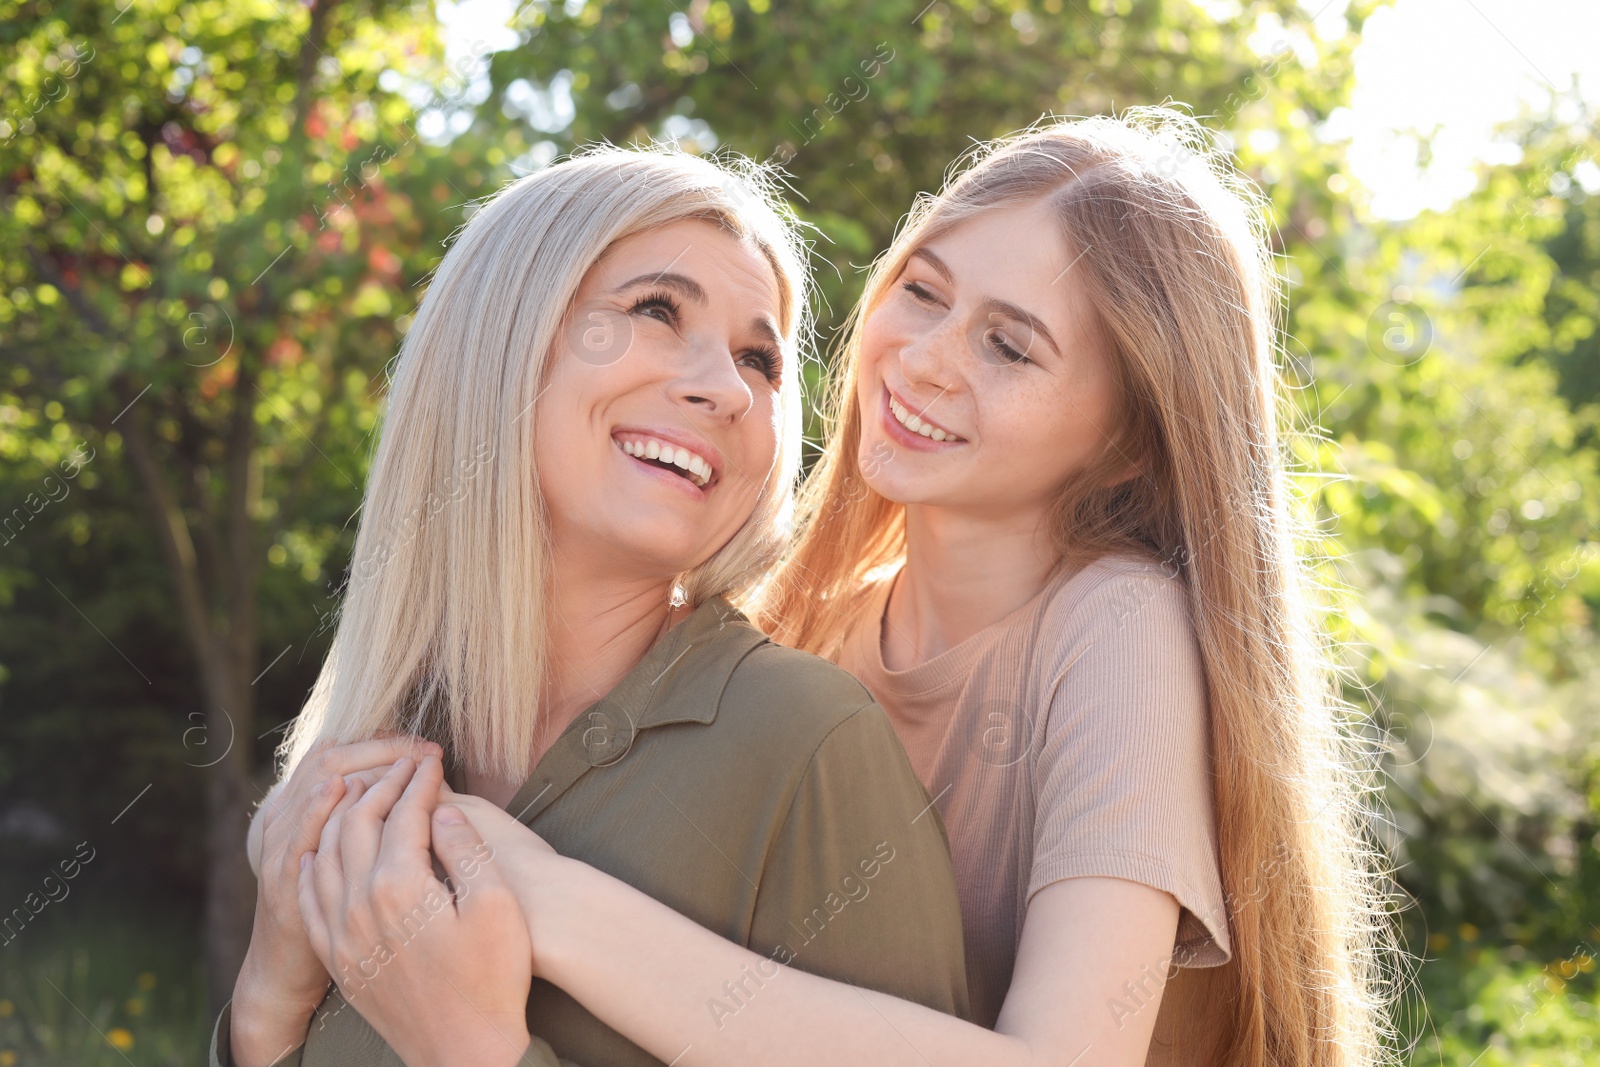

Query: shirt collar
[443,595,770,818]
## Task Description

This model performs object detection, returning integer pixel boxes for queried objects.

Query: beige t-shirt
[834,554,1231,1033]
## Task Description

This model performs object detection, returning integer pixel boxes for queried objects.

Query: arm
[441,698,1178,1067]
[513,857,1177,1067]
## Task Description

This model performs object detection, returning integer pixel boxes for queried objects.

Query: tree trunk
[118,383,262,1017]
[202,673,260,1014]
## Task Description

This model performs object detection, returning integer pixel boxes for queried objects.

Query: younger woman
[431,108,1388,1066]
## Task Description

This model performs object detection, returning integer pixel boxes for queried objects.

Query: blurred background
[1,0,1597,1063]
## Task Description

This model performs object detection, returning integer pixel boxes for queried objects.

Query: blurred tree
[0,0,516,1011]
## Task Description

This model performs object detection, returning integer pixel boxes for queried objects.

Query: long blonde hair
[749,109,1389,1065]
[283,146,810,784]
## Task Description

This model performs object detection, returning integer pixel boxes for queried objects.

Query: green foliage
[1401,942,1600,1066]
[1,0,1598,1056]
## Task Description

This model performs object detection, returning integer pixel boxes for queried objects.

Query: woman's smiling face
[534,218,787,580]
[854,198,1124,517]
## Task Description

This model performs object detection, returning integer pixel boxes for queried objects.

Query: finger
[302,736,444,785]
[339,757,420,879]
[374,754,445,881]
[298,851,334,967]
[262,772,345,871]
[267,737,437,856]
[430,802,499,912]
[312,774,367,901]
[285,773,348,864]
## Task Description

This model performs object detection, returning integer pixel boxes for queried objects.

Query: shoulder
[716,633,885,750]
[1035,553,1198,671]
[1047,552,1192,625]
[1032,554,1206,729]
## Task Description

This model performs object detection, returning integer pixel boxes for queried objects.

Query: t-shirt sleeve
[747,704,972,1021]
[1027,566,1232,967]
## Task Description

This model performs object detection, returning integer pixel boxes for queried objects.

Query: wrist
[439,1023,534,1067]
[513,854,600,982]
[231,954,322,1065]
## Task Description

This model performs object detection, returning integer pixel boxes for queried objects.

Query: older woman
[213,147,969,1067]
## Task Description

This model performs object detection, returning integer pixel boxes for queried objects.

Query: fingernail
[435,806,465,825]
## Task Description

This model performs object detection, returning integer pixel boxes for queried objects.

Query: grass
[0,880,211,1067]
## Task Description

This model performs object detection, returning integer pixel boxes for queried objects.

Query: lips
[880,385,966,449]
[610,426,723,495]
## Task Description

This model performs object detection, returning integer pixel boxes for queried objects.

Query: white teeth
[888,393,959,441]
[616,435,713,488]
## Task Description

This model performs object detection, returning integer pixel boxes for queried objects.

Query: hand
[299,754,535,1067]
[436,781,574,980]
[232,735,442,1067]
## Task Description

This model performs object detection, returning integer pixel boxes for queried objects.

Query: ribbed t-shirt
[834,554,1231,1032]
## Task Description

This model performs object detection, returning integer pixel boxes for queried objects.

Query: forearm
[229,964,316,1067]
[527,859,1033,1067]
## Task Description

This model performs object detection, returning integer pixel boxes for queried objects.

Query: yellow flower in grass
[106,1028,134,1051]
[0,1000,12,1017]
[0,1050,16,1066]
[136,972,157,990]
[124,997,145,1016]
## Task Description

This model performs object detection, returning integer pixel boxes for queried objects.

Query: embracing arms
[450,786,1179,1067]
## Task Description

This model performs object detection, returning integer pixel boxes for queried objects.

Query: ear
[1096,437,1145,489]
[1100,459,1143,489]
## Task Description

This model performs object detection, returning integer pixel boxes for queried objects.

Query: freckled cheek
[856,306,916,374]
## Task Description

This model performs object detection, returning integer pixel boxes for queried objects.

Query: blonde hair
[283,145,810,784]
[748,109,1390,1065]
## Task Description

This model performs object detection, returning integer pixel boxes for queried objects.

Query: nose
[897,310,962,392]
[670,331,755,422]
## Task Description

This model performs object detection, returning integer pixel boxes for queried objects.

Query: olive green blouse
[210,594,971,1066]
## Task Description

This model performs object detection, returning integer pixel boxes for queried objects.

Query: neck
[542,561,684,748]
[885,502,1060,667]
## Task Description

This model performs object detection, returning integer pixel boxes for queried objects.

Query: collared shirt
[211,594,970,1066]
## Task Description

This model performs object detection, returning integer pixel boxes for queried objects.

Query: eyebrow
[612,271,708,306]
[747,317,784,349]
[909,247,1062,360]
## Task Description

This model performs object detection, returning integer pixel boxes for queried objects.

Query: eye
[628,291,681,325]
[736,345,783,385]
[900,280,941,306]
[984,326,1030,365]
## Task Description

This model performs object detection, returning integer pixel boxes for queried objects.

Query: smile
[613,432,717,489]
[886,389,965,442]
